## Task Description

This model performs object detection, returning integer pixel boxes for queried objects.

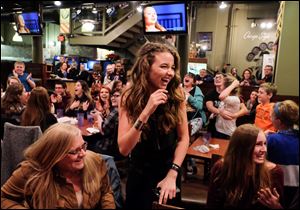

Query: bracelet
[170,163,181,173]
[134,119,144,131]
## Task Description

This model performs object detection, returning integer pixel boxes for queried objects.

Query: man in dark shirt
[257,65,273,84]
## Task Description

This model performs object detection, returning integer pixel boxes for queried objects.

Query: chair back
[100,154,124,209]
[1,122,42,186]
[152,201,185,209]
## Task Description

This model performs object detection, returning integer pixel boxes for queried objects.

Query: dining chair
[1,122,42,186]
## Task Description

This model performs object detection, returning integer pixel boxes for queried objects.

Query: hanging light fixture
[12,25,23,42]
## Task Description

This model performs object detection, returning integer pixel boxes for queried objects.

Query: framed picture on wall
[197,32,213,51]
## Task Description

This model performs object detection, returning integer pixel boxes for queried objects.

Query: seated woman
[267,100,299,208]
[183,73,206,124]
[1,83,27,139]
[55,62,70,79]
[95,86,111,120]
[237,90,259,126]
[21,87,57,132]
[65,80,94,118]
[90,89,124,161]
[240,68,257,86]
[1,123,116,209]
[207,124,284,209]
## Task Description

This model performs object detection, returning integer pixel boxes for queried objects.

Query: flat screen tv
[142,2,187,35]
[187,62,207,75]
[14,11,43,35]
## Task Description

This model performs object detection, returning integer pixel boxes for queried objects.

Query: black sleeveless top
[129,108,178,173]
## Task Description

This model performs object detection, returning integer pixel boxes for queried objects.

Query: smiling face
[56,135,86,173]
[100,87,110,102]
[144,7,157,26]
[148,52,175,92]
[54,84,65,95]
[183,74,194,88]
[257,87,271,104]
[14,63,25,76]
[74,81,83,96]
[111,91,121,107]
[243,70,251,80]
[252,131,267,164]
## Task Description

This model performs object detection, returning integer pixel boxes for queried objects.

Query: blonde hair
[14,61,25,67]
[273,100,299,128]
[23,123,102,208]
[259,82,277,96]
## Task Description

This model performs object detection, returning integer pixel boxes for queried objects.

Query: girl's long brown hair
[214,124,271,206]
[21,87,51,126]
[121,42,184,133]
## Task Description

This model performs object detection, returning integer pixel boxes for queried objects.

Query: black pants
[125,166,181,209]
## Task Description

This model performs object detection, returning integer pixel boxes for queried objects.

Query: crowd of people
[1,41,298,209]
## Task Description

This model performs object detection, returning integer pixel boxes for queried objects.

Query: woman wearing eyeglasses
[1,123,115,209]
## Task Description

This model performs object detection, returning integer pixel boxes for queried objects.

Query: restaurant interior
[1,1,299,209]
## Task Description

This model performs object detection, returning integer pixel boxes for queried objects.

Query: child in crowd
[254,83,277,132]
[10,61,36,92]
[215,75,245,139]
[267,100,299,208]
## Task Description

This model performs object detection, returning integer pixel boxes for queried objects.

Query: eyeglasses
[67,142,88,155]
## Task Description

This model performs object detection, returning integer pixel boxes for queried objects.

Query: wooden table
[185,137,229,182]
[187,137,229,160]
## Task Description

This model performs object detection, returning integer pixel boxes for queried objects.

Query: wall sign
[243,31,272,41]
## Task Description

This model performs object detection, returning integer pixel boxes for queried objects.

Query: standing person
[267,100,299,208]
[143,6,166,32]
[118,42,189,208]
[205,72,246,138]
[10,61,36,92]
[1,123,115,209]
[21,87,57,132]
[215,75,244,139]
[207,124,284,209]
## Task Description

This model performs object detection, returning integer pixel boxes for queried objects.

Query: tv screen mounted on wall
[14,11,43,35]
[142,2,187,35]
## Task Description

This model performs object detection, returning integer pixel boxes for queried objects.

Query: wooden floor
[120,160,208,209]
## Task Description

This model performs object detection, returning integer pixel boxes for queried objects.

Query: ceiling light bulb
[136,6,142,13]
[81,22,95,32]
[266,22,273,29]
[251,21,257,28]
[260,22,266,29]
[219,2,227,9]
[92,7,97,14]
[54,1,61,6]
